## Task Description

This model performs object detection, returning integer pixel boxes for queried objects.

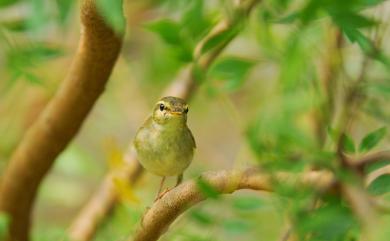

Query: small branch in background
[0,1,123,241]
[131,169,334,241]
[68,1,262,240]
[348,150,390,171]
[315,27,343,146]
[332,10,389,235]
[68,151,143,241]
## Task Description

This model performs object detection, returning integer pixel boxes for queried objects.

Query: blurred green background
[1,0,390,240]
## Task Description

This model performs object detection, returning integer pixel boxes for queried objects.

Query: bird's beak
[171,111,182,116]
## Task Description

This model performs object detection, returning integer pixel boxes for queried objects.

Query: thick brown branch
[131,169,334,241]
[68,1,261,240]
[0,1,123,241]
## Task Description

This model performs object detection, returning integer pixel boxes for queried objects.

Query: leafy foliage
[367,174,390,196]
[96,0,125,34]
[1,0,390,240]
[359,127,387,152]
[209,56,256,91]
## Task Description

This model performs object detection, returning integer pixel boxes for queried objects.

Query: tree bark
[132,169,334,241]
[0,1,123,241]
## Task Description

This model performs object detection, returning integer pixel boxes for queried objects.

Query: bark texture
[0,1,123,241]
[132,169,334,241]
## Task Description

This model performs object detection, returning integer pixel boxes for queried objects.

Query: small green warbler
[134,96,196,199]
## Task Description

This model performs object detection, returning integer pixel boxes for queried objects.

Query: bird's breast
[134,126,194,176]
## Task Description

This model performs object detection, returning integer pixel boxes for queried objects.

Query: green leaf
[145,19,182,45]
[6,43,63,71]
[0,213,9,240]
[359,127,387,152]
[327,126,338,143]
[343,134,356,154]
[295,202,357,241]
[0,18,29,32]
[189,209,214,226]
[222,219,251,234]
[23,72,44,85]
[365,160,390,175]
[196,178,220,199]
[201,26,239,54]
[331,12,376,29]
[343,28,375,54]
[0,0,21,7]
[56,0,75,25]
[209,56,255,91]
[367,174,390,195]
[232,196,263,211]
[29,0,48,30]
[357,0,386,7]
[96,0,125,34]
[181,0,211,41]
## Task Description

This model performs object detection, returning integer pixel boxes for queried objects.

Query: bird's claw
[154,187,172,201]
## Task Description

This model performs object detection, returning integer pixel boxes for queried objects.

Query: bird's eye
[184,107,189,113]
[159,104,165,111]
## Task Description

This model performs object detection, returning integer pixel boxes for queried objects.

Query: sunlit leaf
[359,127,387,152]
[145,19,182,45]
[196,178,220,199]
[367,174,390,195]
[209,56,255,91]
[96,0,125,34]
[232,196,263,211]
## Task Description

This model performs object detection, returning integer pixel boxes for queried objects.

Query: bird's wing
[187,127,196,149]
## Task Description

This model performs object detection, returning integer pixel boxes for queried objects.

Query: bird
[134,96,196,200]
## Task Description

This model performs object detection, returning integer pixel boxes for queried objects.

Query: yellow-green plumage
[134,96,196,178]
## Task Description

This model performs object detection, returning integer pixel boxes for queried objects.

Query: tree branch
[0,1,123,241]
[349,150,390,170]
[131,169,334,241]
[68,1,261,240]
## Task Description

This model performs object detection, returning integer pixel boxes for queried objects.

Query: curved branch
[68,1,261,240]
[132,169,334,241]
[0,1,123,241]
[351,150,390,170]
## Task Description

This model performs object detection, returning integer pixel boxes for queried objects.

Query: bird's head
[152,96,189,126]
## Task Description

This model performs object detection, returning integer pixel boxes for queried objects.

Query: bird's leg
[155,176,166,201]
[176,173,183,187]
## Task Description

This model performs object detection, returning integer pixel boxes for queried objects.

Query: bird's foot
[154,187,172,202]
